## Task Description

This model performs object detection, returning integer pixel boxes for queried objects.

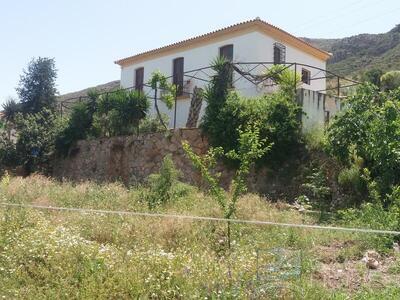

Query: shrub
[139,114,169,134]
[0,133,18,171]
[201,59,301,165]
[337,165,367,203]
[56,99,98,156]
[302,126,327,151]
[300,168,331,210]
[216,91,301,164]
[145,155,189,209]
[381,71,400,91]
[93,89,149,137]
[327,84,400,201]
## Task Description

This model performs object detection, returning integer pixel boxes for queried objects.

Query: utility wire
[295,0,372,31]
[1,202,399,236]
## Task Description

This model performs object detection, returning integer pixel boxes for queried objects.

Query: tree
[362,68,383,87]
[201,57,233,146]
[200,59,301,165]
[1,97,20,124]
[183,123,271,248]
[380,71,400,91]
[327,84,400,202]
[14,109,65,174]
[16,57,58,114]
[1,97,20,139]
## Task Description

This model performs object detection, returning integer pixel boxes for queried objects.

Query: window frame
[219,44,234,62]
[301,68,311,85]
[273,42,286,65]
[134,67,144,91]
[172,57,184,97]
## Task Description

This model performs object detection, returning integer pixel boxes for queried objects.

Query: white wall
[299,89,341,131]
[120,30,327,128]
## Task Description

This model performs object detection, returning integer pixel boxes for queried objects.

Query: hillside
[303,24,400,78]
[58,80,120,103]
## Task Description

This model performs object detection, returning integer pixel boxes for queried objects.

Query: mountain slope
[303,24,400,77]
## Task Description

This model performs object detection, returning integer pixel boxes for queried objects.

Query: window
[219,44,233,61]
[301,68,311,85]
[135,67,144,91]
[173,57,184,96]
[273,42,286,64]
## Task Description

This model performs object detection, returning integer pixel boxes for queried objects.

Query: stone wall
[54,129,209,185]
[53,128,304,198]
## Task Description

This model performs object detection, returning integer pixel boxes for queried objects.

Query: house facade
[115,18,335,129]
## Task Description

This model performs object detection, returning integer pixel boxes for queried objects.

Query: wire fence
[1,200,399,297]
[1,202,398,236]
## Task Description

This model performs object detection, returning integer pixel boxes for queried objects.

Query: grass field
[1,175,399,299]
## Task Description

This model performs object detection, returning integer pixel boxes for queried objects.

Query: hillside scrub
[1,174,400,298]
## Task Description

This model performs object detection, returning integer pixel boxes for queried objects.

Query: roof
[115,18,331,66]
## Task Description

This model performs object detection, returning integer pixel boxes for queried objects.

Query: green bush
[56,100,97,156]
[93,89,149,137]
[0,132,18,171]
[145,155,190,209]
[303,126,327,151]
[337,165,367,202]
[201,58,301,165]
[14,109,66,174]
[300,168,331,210]
[216,91,301,164]
[381,70,400,91]
[139,114,169,134]
[328,84,400,201]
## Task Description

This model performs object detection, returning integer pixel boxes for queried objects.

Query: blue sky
[1,0,399,105]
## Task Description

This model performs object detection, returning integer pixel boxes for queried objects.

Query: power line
[1,202,399,236]
[295,0,374,31]
[323,6,400,37]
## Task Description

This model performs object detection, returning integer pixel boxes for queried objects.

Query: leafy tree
[380,70,400,91]
[149,71,177,129]
[16,57,57,114]
[201,57,233,145]
[362,68,383,87]
[327,84,400,202]
[183,123,271,248]
[14,109,65,174]
[201,61,302,165]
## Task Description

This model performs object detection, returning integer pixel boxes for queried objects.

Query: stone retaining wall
[53,128,301,197]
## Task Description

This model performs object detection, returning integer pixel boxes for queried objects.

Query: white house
[115,18,335,129]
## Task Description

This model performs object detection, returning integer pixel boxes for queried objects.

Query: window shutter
[135,67,144,91]
[273,43,286,64]
[274,46,281,64]
[219,44,233,62]
[173,57,184,96]
[301,68,311,85]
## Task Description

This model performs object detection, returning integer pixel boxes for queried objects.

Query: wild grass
[0,175,399,299]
